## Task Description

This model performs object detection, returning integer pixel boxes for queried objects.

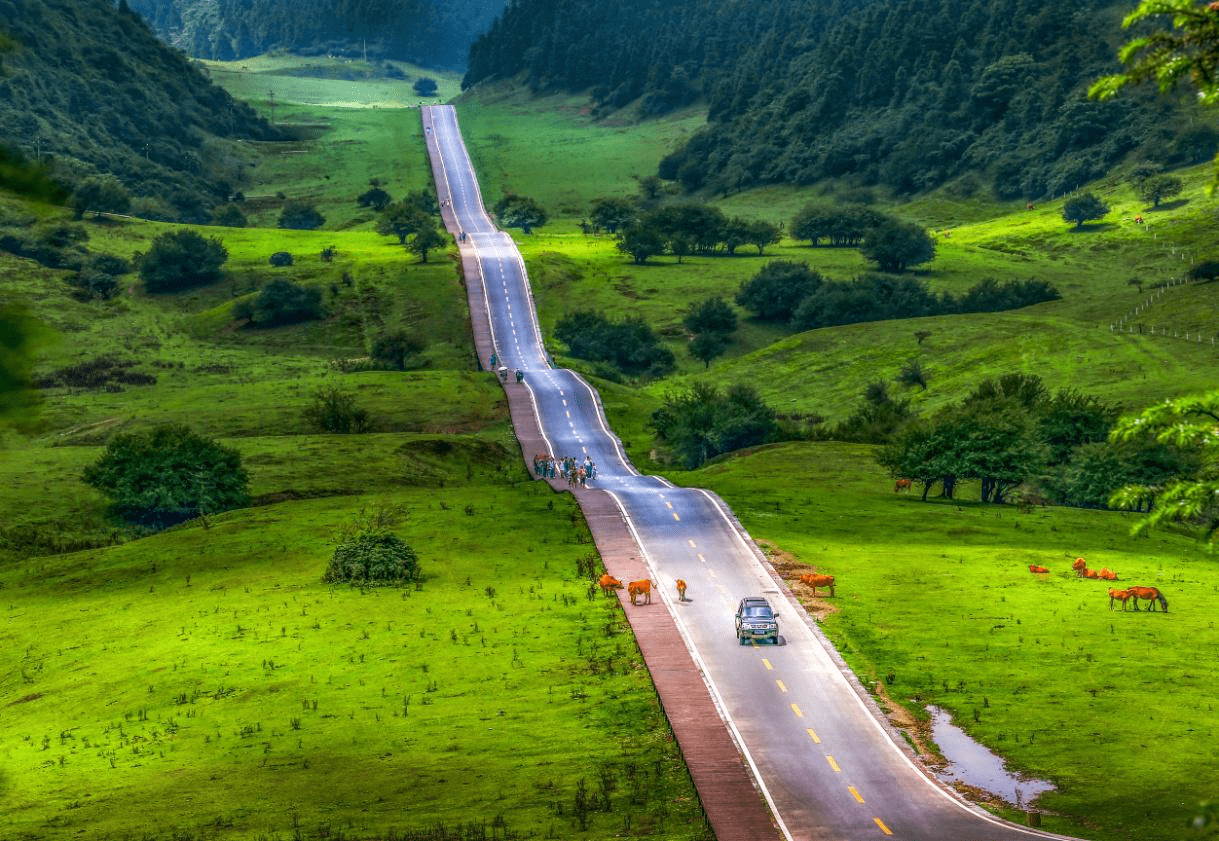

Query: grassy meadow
[0,59,710,841]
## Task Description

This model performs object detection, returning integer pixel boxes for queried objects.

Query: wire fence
[1107,237,1217,346]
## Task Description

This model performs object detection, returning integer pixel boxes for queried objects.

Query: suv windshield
[744,606,773,619]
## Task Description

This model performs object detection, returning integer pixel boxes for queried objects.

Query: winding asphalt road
[421,104,1075,841]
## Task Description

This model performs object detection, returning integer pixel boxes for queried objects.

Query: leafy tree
[1045,436,1195,509]
[833,384,916,444]
[684,297,738,336]
[651,382,777,468]
[744,219,782,255]
[413,77,439,97]
[735,261,824,322]
[210,202,248,227]
[897,358,928,390]
[859,218,936,272]
[235,279,324,326]
[0,305,51,432]
[403,189,439,215]
[326,532,420,585]
[72,175,131,220]
[371,331,426,370]
[493,194,548,234]
[616,223,667,264]
[139,229,228,293]
[1108,391,1219,540]
[1062,192,1110,228]
[377,201,431,244]
[1137,173,1184,206]
[82,424,249,528]
[589,197,637,233]
[303,385,372,433]
[409,225,447,263]
[554,311,675,377]
[358,186,392,211]
[278,200,326,230]
[688,331,730,368]
[1037,388,1121,466]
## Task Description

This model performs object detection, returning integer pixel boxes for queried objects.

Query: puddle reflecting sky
[927,705,1055,806]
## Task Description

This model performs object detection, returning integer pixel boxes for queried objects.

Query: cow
[675,579,687,602]
[1098,568,1119,581]
[800,573,836,597]
[1028,565,1050,574]
[598,574,623,596]
[894,478,913,493]
[627,579,652,605]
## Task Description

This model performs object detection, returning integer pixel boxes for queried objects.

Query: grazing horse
[675,579,687,601]
[1108,588,1133,611]
[627,579,652,605]
[1127,586,1169,612]
[800,573,836,597]
[1028,564,1050,574]
[1072,557,1087,573]
[598,574,623,597]
[894,478,913,493]
[1098,568,1119,581]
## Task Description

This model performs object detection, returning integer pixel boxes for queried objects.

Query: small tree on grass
[493,194,548,234]
[278,200,326,230]
[409,226,447,263]
[1137,173,1184,207]
[860,218,936,272]
[72,175,131,220]
[303,385,371,433]
[140,229,228,293]
[413,77,438,97]
[82,424,249,528]
[1062,193,1110,229]
[371,331,426,370]
[211,203,248,228]
[326,532,420,585]
[234,279,324,326]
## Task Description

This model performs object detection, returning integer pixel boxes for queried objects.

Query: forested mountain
[465,0,1217,199]
[125,0,509,68]
[0,0,282,221]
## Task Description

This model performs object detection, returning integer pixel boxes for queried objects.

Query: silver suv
[735,596,779,645]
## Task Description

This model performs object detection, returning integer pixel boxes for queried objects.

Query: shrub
[554,311,675,378]
[303,385,371,433]
[325,531,419,585]
[238,279,323,326]
[139,229,227,293]
[278,200,326,230]
[269,251,294,267]
[370,331,425,370]
[211,203,248,228]
[82,424,249,528]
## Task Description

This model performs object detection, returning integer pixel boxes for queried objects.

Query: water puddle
[927,705,1055,807]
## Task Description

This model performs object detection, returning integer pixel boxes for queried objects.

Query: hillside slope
[0,0,281,221]
[126,0,508,69]
[463,0,1216,199]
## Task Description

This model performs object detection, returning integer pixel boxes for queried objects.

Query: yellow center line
[874,817,893,836]
[565,411,571,418]
[673,513,680,522]
[791,703,803,718]
[806,728,820,744]
[826,755,841,773]
[849,786,865,804]
[776,680,788,693]
[762,659,773,670]
[665,501,673,509]
[688,540,697,548]
[708,569,717,578]
[697,553,706,562]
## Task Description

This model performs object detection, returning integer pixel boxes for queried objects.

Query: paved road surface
[422,103,1073,841]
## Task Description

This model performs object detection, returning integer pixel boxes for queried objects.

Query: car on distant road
[735,596,779,645]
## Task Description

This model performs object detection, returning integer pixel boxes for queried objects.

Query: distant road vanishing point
[420,103,1075,841]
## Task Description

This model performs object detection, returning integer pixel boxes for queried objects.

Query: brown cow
[627,579,652,605]
[1028,565,1050,574]
[1127,586,1168,612]
[1098,568,1119,581]
[800,573,836,597]
[1080,568,1101,579]
[675,579,687,602]
[598,574,623,597]
[894,478,913,493]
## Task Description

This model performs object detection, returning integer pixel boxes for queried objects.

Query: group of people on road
[533,454,597,487]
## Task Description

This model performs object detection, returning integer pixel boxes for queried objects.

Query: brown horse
[1098,568,1119,581]
[1108,588,1133,611]
[675,579,687,601]
[800,573,836,597]
[1071,557,1087,573]
[598,574,623,596]
[1080,568,1101,579]
[627,579,652,605]
[1028,564,1050,574]
[894,478,913,493]
[1127,586,1169,612]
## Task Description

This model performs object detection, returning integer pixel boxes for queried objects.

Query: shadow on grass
[1066,222,1118,233]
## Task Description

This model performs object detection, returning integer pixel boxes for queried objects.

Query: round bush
[325,532,420,585]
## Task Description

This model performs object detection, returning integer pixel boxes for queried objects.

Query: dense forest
[465,0,1217,199]
[125,0,509,68]
[0,0,282,221]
